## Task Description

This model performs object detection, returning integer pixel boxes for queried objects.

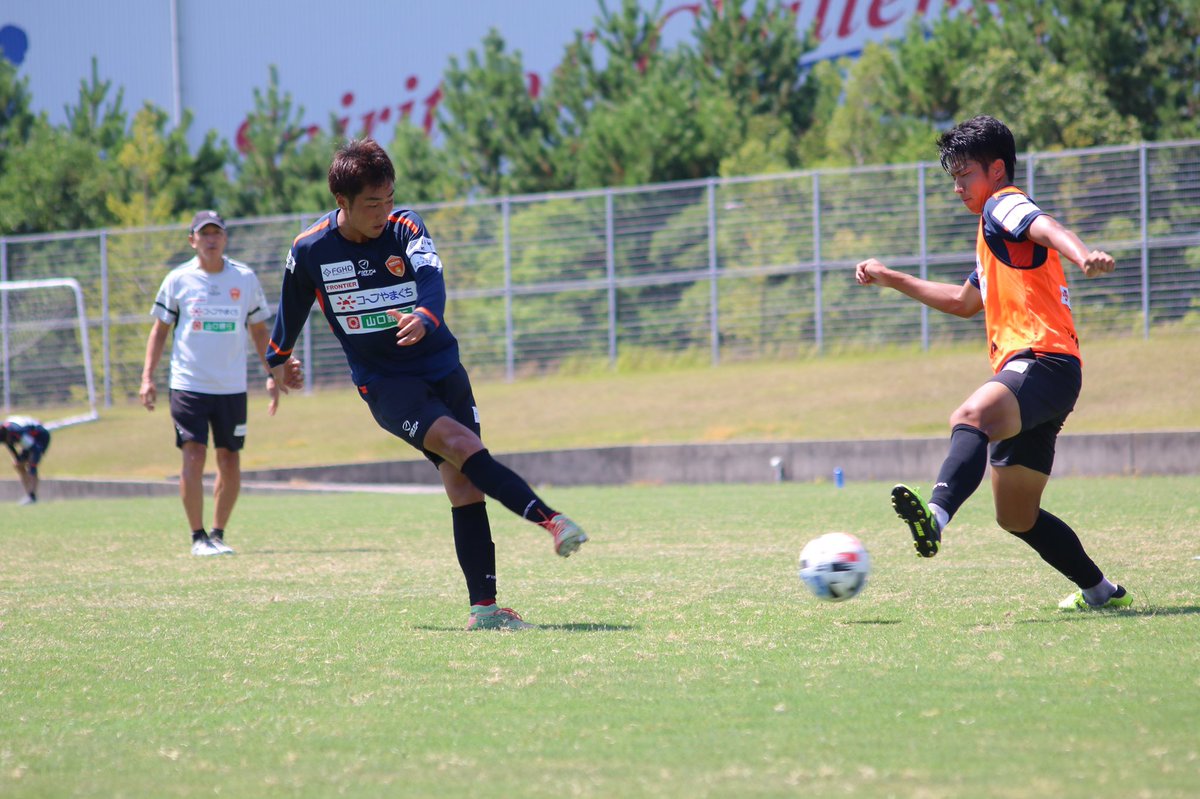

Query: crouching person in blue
[2,415,50,505]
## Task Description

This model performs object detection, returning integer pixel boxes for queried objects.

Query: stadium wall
[10,431,1199,502]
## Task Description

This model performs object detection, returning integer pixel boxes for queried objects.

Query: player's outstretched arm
[1027,215,1115,278]
[855,258,982,318]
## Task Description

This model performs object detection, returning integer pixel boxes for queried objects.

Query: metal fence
[2,139,1198,413]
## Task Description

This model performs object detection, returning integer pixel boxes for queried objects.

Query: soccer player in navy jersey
[855,116,1129,611]
[2,415,50,505]
[265,138,588,631]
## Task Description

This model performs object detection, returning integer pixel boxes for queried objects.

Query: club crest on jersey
[230,287,241,300]
[386,255,406,277]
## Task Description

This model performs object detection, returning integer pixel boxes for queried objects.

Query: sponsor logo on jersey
[328,284,417,315]
[188,304,241,320]
[285,251,296,273]
[321,260,356,282]
[201,321,236,332]
[337,311,403,335]
[402,419,420,439]
[385,255,406,277]
[325,279,359,293]
[1060,285,1071,309]
[356,258,377,277]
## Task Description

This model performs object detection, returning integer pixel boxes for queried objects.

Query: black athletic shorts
[169,390,248,451]
[357,363,480,468]
[13,430,50,473]
[986,351,1081,475]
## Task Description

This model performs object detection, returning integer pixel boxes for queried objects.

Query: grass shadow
[1018,605,1200,623]
[250,548,392,555]
[838,619,903,626]
[413,622,638,632]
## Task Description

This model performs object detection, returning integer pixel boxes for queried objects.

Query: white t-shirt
[150,256,272,394]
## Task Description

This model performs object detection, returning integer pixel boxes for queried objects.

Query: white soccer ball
[798,532,870,602]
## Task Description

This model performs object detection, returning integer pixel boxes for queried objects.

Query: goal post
[0,278,99,430]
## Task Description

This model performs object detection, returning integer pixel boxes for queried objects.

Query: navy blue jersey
[2,416,49,463]
[266,208,459,385]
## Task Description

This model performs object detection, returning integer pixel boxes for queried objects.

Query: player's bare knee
[999,511,1038,534]
[948,404,984,431]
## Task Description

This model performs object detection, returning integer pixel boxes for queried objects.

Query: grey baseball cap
[189,210,226,233]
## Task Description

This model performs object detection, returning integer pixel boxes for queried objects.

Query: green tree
[232,65,337,216]
[387,118,462,203]
[977,0,1200,141]
[438,29,559,196]
[570,50,738,187]
[954,49,1139,150]
[804,45,939,168]
[64,57,128,157]
[544,0,669,186]
[0,56,35,157]
[0,118,114,234]
[687,0,817,142]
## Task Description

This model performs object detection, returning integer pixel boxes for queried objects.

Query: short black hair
[328,138,396,201]
[936,115,1016,183]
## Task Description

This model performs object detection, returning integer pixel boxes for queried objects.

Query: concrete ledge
[240,430,1200,487]
[6,431,1197,502]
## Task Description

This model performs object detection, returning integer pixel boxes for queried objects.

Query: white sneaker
[17,495,36,506]
[191,536,223,556]
[209,536,235,555]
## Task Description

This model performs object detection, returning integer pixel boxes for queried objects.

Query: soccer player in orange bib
[855,115,1131,611]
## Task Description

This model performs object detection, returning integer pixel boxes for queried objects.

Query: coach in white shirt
[140,210,279,557]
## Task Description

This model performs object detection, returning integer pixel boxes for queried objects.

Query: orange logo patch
[230,287,241,300]
[385,255,406,277]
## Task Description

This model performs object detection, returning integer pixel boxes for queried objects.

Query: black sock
[459,449,557,523]
[1010,509,1103,589]
[191,528,207,542]
[929,424,989,520]
[452,502,497,606]
[211,528,224,541]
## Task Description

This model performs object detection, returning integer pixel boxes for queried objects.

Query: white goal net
[0,278,98,430]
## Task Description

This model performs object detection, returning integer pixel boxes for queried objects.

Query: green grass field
[1,478,1197,798]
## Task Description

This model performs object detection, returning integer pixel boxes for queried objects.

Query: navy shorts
[169,390,248,451]
[13,430,50,473]
[987,351,1081,475]
[358,364,480,467]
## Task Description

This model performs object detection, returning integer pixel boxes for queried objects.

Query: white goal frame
[0,278,99,430]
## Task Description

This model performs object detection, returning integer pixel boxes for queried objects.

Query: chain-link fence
[2,140,1198,413]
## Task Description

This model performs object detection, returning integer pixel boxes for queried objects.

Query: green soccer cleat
[1058,585,1133,611]
[466,605,536,631]
[891,484,940,558]
[543,513,588,558]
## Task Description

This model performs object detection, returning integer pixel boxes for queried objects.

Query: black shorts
[14,431,50,473]
[169,390,248,451]
[987,351,1081,475]
[357,364,480,468]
